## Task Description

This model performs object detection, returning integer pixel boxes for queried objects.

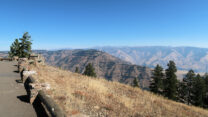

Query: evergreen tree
[83,63,97,77]
[9,39,20,57]
[204,73,208,108]
[9,44,15,57]
[182,70,195,105]
[19,32,32,58]
[192,74,206,107]
[177,81,187,103]
[75,67,80,73]
[150,64,164,94]
[132,77,139,88]
[164,61,178,100]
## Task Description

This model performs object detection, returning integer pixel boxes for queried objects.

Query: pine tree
[19,32,32,58]
[83,63,97,77]
[9,39,20,57]
[9,45,15,57]
[204,73,208,108]
[192,74,206,107]
[182,70,195,105]
[75,67,80,73]
[150,64,164,94]
[132,77,139,88]
[164,61,178,100]
[177,81,187,103]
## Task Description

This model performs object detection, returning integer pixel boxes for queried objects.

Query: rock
[13,56,19,61]
[94,106,100,109]
[23,71,37,76]
[29,83,51,104]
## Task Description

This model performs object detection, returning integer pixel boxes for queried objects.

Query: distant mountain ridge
[95,46,208,72]
[0,51,9,58]
[36,49,152,89]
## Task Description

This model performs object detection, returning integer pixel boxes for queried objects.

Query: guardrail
[17,55,66,117]
[0,58,12,61]
[24,74,66,117]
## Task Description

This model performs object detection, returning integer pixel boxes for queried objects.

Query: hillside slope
[31,64,208,117]
[96,46,208,72]
[36,49,152,89]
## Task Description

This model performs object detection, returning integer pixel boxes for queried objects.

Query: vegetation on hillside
[9,32,32,58]
[30,64,208,117]
[150,60,208,109]
[75,67,80,73]
[150,64,164,95]
[9,39,20,57]
[132,77,139,88]
[83,63,97,77]
[164,61,178,100]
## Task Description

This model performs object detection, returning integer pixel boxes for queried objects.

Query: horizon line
[1,45,208,51]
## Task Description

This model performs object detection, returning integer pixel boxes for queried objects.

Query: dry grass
[30,64,208,117]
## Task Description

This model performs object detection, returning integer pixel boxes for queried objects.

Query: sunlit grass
[30,64,208,117]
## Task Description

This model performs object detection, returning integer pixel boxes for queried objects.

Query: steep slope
[31,64,208,117]
[36,49,152,89]
[96,46,208,72]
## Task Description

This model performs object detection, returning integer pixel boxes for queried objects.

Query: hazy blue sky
[0,0,208,50]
